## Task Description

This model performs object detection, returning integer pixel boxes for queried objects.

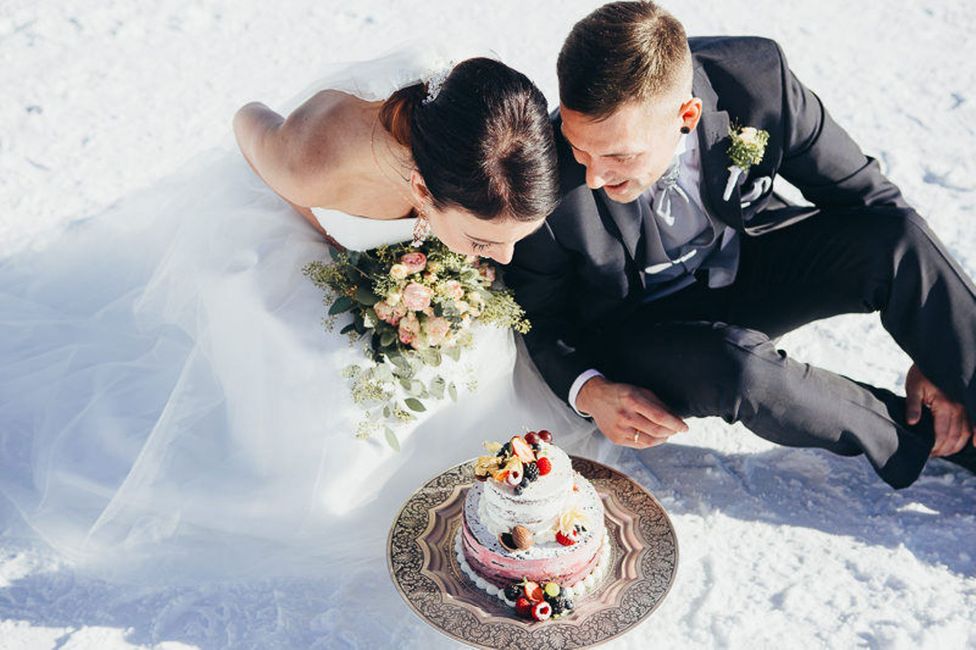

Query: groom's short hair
[558,1,692,120]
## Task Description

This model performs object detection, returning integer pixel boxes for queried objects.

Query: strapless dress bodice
[310,206,416,251]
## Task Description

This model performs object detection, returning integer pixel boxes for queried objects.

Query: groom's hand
[576,376,688,449]
[905,364,974,457]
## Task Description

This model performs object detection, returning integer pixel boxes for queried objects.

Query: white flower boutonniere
[723,125,769,201]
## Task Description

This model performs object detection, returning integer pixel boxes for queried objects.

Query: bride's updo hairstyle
[379,58,559,222]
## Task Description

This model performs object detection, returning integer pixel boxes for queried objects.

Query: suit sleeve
[775,42,911,210]
[503,216,597,405]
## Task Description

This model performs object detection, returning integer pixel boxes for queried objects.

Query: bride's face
[409,172,545,264]
[426,205,544,265]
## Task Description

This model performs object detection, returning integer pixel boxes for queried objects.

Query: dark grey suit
[504,36,976,488]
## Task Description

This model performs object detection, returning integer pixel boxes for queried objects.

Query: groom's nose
[584,160,609,190]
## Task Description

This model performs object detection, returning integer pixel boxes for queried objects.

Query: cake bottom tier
[460,513,605,588]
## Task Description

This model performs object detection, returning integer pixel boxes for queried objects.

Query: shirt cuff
[568,369,605,417]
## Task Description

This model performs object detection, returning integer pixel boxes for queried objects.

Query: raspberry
[536,457,552,476]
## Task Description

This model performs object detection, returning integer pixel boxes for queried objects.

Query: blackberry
[503,583,522,601]
[550,598,565,616]
[524,462,540,482]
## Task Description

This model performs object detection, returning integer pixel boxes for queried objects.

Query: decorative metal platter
[388,456,678,649]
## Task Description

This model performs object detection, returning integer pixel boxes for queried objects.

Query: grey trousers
[591,207,976,488]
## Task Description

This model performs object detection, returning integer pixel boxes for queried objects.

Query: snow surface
[2,0,975,648]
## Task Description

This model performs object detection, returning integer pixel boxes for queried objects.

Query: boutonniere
[723,125,769,201]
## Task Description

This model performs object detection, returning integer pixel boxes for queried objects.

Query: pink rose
[374,300,405,326]
[399,251,427,275]
[402,282,434,311]
[424,316,452,346]
[398,312,421,347]
[439,279,465,301]
[374,300,394,322]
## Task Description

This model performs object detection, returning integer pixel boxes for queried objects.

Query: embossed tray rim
[387,455,679,649]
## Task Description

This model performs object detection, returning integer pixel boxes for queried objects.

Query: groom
[505,1,976,488]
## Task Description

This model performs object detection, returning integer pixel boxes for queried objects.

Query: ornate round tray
[387,455,678,649]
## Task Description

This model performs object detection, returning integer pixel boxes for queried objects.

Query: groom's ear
[679,97,703,132]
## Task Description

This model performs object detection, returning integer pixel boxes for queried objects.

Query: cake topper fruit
[536,456,552,476]
[510,436,536,463]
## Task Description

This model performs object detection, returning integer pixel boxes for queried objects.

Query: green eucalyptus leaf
[329,296,355,315]
[430,376,446,399]
[384,427,401,452]
[355,285,381,306]
[404,398,426,412]
[444,345,461,362]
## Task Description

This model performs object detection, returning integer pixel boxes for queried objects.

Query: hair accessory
[422,67,451,105]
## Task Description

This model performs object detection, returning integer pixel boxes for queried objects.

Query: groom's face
[560,99,686,204]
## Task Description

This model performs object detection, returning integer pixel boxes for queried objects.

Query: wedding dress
[0,45,609,586]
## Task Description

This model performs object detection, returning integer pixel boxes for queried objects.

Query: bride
[0,46,606,587]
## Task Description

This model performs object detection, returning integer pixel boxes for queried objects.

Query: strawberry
[532,600,552,621]
[524,581,545,603]
[537,429,552,443]
[555,529,579,546]
[514,596,533,617]
[510,436,536,463]
[536,456,552,476]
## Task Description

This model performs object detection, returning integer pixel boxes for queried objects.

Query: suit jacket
[503,36,911,403]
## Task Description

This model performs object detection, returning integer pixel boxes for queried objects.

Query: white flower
[737,126,760,145]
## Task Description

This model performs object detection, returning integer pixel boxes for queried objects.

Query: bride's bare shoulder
[233,89,377,208]
[282,90,374,174]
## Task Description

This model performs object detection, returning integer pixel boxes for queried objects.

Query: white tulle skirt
[0,146,610,585]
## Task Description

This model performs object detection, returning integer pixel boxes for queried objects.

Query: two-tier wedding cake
[455,430,610,621]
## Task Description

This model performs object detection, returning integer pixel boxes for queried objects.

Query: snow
[2,0,975,648]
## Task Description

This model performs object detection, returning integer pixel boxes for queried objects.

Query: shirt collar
[674,131,697,159]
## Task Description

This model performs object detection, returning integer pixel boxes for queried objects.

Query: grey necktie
[650,156,689,227]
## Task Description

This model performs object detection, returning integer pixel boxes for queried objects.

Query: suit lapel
[693,65,743,230]
[598,189,643,267]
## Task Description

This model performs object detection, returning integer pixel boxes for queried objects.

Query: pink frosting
[460,513,603,587]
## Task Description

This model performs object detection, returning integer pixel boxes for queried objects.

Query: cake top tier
[473,430,557,495]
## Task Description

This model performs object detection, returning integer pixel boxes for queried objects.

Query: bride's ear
[408,170,432,211]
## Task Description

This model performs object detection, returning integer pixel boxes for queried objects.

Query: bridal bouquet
[304,240,529,449]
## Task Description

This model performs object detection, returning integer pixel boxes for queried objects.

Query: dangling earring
[412,211,431,247]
